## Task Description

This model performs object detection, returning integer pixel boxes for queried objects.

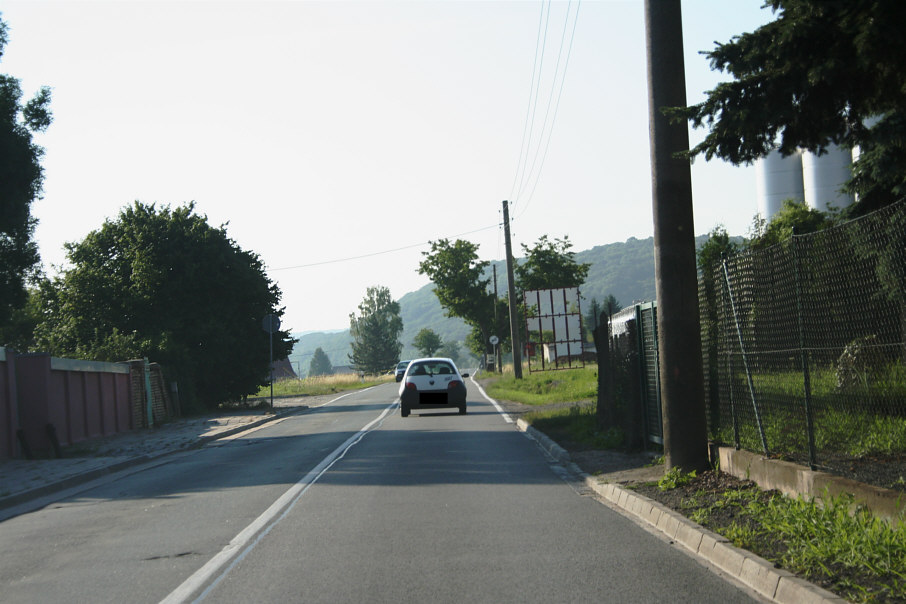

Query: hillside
[288,234,720,376]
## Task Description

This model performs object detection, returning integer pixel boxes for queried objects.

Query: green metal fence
[700,200,906,489]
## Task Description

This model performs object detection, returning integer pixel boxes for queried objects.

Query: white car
[398,357,469,417]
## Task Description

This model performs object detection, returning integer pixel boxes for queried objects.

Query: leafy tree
[748,199,835,249]
[348,285,403,374]
[585,298,602,338]
[601,294,622,322]
[0,285,43,351]
[33,202,292,410]
[437,339,462,364]
[666,0,906,212]
[0,15,52,332]
[308,346,333,377]
[515,235,590,291]
[418,239,502,357]
[412,327,443,357]
[697,225,740,276]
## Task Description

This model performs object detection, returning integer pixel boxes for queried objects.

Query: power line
[268,223,501,272]
[516,0,581,220]
[510,0,551,201]
[510,0,582,221]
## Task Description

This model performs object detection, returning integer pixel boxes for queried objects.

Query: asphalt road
[0,382,760,603]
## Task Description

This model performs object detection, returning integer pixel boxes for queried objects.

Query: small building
[271,358,297,381]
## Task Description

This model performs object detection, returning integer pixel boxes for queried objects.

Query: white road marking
[160,389,395,604]
[469,374,513,423]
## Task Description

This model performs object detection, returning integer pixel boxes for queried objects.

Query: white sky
[1,0,774,333]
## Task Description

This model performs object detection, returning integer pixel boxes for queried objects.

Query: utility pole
[493,264,501,372]
[644,0,709,472]
[502,200,523,379]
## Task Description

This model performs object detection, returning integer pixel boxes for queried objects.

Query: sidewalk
[0,396,320,510]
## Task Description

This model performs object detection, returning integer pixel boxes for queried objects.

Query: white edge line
[160,396,397,604]
[470,373,513,423]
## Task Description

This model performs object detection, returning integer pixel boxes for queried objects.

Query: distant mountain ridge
[288,234,717,375]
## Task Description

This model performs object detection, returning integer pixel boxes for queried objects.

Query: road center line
[160,396,397,604]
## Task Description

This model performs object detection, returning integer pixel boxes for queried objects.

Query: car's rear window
[408,361,455,376]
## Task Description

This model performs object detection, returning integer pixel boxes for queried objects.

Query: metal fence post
[722,259,769,456]
[791,229,818,469]
[719,256,740,449]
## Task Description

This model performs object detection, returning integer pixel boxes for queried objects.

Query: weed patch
[636,472,906,603]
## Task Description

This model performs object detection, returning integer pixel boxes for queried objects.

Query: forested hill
[288,234,714,375]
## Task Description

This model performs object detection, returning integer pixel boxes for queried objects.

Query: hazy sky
[2,0,774,333]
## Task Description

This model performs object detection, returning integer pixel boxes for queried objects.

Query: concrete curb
[184,405,309,449]
[0,406,307,511]
[516,418,571,464]
[0,455,156,510]
[584,479,846,603]
[513,419,846,603]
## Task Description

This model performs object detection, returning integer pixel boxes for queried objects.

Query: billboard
[523,287,584,371]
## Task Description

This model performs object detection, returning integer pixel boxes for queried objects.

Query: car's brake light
[447,380,462,389]
[405,381,418,390]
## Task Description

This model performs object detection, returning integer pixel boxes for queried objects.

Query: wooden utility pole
[502,200,523,379]
[644,0,709,472]
[493,264,501,372]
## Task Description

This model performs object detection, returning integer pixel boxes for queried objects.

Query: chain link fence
[700,200,906,491]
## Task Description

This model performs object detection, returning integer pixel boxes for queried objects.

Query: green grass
[484,365,625,449]
[525,404,625,450]
[253,373,393,398]
[719,362,906,458]
[484,365,598,406]
[682,486,906,603]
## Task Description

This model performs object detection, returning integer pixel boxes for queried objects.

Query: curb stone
[513,419,845,603]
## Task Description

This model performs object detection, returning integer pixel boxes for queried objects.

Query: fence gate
[636,302,663,445]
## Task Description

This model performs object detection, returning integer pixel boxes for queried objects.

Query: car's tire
[458,405,466,415]
[401,406,410,417]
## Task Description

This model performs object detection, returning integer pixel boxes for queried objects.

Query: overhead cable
[510,0,551,202]
[516,0,581,220]
[510,0,581,221]
[268,223,501,272]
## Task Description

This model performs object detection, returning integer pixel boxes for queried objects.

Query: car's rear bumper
[400,389,466,409]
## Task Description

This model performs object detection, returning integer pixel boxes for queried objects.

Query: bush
[836,335,886,390]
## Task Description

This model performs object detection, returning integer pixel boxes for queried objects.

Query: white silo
[756,149,804,221]
[801,144,854,212]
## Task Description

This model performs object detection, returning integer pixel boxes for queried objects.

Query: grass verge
[526,404,624,450]
[484,365,597,406]
[253,373,393,398]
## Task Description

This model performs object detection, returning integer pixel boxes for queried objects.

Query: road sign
[489,335,499,346]
[262,314,281,334]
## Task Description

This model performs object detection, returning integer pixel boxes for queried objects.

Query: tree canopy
[667,0,906,211]
[348,285,403,374]
[747,199,835,249]
[412,327,443,357]
[308,346,333,377]
[418,239,507,356]
[437,339,461,364]
[515,235,590,291]
[33,201,292,410]
[0,14,52,333]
